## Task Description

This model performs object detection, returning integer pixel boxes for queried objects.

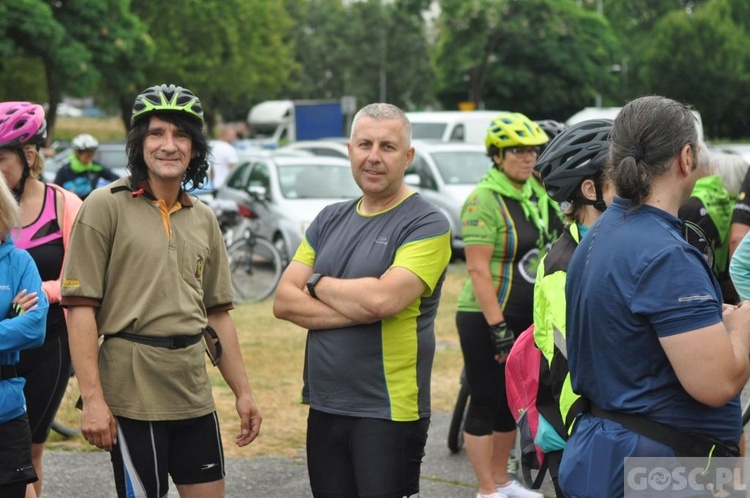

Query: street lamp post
[379,0,387,102]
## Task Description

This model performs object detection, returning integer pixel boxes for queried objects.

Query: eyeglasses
[506,146,540,157]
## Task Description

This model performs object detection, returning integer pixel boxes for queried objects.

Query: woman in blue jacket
[0,106,49,497]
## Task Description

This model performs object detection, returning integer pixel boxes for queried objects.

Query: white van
[566,107,705,140]
[406,111,503,145]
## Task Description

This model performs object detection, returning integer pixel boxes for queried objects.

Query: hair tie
[628,145,645,161]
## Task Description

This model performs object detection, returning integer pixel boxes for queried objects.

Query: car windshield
[431,151,491,185]
[278,164,361,199]
[410,123,447,140]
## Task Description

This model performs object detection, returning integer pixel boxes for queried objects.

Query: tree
[434,0,620,120]
[602,0,712,100]
[0,0,150,139]
[1,0,92,138]
[48,0,152,133]
[132,0,296,129]
[282,0,436,110]
[642,0,750,138]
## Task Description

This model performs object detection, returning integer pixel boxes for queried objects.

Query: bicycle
[447,367,469,454]
[447,366,519,476]
[210,198,283,303]
[50,368,81,438]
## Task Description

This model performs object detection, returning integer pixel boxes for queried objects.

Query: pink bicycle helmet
[0,102,47,149]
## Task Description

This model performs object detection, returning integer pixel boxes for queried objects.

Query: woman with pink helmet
[0,102,82,497]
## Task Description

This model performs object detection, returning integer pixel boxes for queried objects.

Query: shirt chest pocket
[181,240,210,289]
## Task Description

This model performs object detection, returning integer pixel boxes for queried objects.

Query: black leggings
[456,311,529,436]
[17,330,71,443]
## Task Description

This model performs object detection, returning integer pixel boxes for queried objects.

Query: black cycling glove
[489,322,515,357]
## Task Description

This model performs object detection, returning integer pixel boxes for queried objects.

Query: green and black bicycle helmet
[485,112,549,153]
[131,84,204,125]
[534,119,612,203]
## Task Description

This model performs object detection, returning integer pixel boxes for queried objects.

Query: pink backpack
[505,324,547,488]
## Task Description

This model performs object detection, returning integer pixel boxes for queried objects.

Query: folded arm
[273,261,427,329]
[660,302,750,407]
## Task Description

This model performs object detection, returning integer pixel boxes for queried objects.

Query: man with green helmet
[62,84,262,498]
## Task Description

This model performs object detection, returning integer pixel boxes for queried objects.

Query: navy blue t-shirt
[566,197,740,443]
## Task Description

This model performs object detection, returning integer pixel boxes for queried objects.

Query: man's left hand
[235,393,262,447]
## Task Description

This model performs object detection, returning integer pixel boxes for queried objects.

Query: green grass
[53,116,126,143]
[49,263,469,458]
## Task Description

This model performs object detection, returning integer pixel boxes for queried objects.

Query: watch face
[307,273,321,287]
[307,273,322,298]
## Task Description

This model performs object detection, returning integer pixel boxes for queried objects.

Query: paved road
[43,412,557,497]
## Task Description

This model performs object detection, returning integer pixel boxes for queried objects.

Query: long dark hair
[126,113,210,191]
[607,96,698,208]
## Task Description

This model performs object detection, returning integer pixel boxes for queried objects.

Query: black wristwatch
[306,273,324,299]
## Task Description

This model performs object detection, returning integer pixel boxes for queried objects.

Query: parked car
[215,154,360,264]
[55,103,84,117]
[710,143,750,164]
[405,140,492,256]
[278,140,348,159]
[405,111,503,145]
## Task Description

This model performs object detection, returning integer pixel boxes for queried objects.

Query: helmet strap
[575,172,607,213]
[12,149,31,203]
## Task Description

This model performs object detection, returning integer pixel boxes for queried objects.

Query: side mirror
[404,173,421,187]
[247,185,268,201]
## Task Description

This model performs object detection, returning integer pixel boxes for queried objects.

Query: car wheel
[274,236,290,267]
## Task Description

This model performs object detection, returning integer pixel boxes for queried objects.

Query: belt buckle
[170,336,188,349]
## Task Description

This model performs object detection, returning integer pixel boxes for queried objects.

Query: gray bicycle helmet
[535,120,567,141]
[534,119,612,203]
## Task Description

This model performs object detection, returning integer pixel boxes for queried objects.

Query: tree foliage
[434,0,620,120]
[283,0,435,110]
[602,0,712,100]
[132,0,295,128]
[5,0,750,138]
[642,0,750,138]
[0,0,150,139]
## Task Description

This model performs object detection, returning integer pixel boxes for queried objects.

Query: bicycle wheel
[228,237,282,303]
[742,376,750,427]
[50,373,81,439]
[447,373,470,454]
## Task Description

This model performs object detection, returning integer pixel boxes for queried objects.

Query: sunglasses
[506,146,541,157]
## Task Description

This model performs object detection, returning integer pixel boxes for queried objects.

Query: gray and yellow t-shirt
[293,192,451,422]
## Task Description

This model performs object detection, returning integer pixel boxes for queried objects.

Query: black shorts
[111,413,225,498]
[17,331,72,443]
[306,409,429,498]
[0,413,37,486]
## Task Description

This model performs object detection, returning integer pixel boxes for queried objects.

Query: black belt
[0,364,18,380]
[105,331,203,350]
[590,405,739,458]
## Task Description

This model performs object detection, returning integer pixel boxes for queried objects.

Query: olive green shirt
[61,177,233,420]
